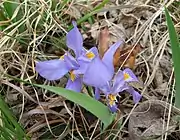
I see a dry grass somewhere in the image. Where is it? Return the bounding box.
[0,0,180,139]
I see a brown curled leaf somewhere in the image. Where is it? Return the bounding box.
[98,27,141,69]
[98,26,109,58]
[113,44,142,69]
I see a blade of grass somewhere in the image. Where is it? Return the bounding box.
[0,126,14,140]
[0,8,9,30]
[59,0,70,10]
[35,84,115,127]
[0,124,13,140]
[3,0,25,32]
[5,74,115,127]
[0,8,8,21]
[93,0,109,11]
[0,94,29,139]
[164,7,180,108]
[3,0,19,21]
[68,0,109,30]
[0,95,22,132]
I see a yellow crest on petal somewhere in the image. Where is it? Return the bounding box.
[109,100,115,106]
[86,52,95,59]
[60,55,65,60]
[70,70,75,81]
[123,72,130,80]
[108,94,116,101]
[108,94,117,106]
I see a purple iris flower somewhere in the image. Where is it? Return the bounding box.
[83,42,142,112]
[35,21,96,92]
[104,68,142,112]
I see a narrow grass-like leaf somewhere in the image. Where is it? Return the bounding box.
[4,74,115,128]
[59,0,70,10]
[3,0,25,32]
[4,74,115,127]
[0,94,29,139]
[93,0,109,11]
[0,9,8,21]
[0,8,9,30]
[68,0,109,30]
[34,84,115,127]
[3,1,19,21]
[0,126,14,140]
[164,7,180,108]
[0,95,22,132]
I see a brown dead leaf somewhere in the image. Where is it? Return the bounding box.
[128,100,178,140]
[98,27,141,69]
[114,44,142,69]
[98,26,110,58]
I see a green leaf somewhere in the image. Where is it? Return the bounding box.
[3,0,25,32]
[34,84,114,127]
[4,73,115,127]
[67,0,109,30]
[93,0,109,11]
[164,7,180,108]
[3,1,19,20]
[0,94,29,139]
[0,8,8,21]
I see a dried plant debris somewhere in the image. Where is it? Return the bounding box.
[128,100,180,140]
[98,27,142,69]
[0,0,179,139]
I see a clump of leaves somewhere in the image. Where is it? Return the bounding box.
[165,7,180,108]
[0,94,29,139]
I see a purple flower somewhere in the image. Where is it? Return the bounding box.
[105,68,142,112]
[35,21,96,92]
[83,42,142,112]
[83,41,123,88]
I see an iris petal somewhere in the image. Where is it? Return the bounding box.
[35,59,69,80]
[75,47,98,75]
[108,104,118,113]
[66,21,83,58]
[66,76,82,92]
[95,88,100,100]
[102,41,123,77]
[78,47,98,62]
[83,56,112,88]
[123,68,139,82]
[89,47,99,56]
[112,70,128,93]
[74,60,89,75]
[126,87,142,103]
[64,54,79,70]
[99,83,112,95]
